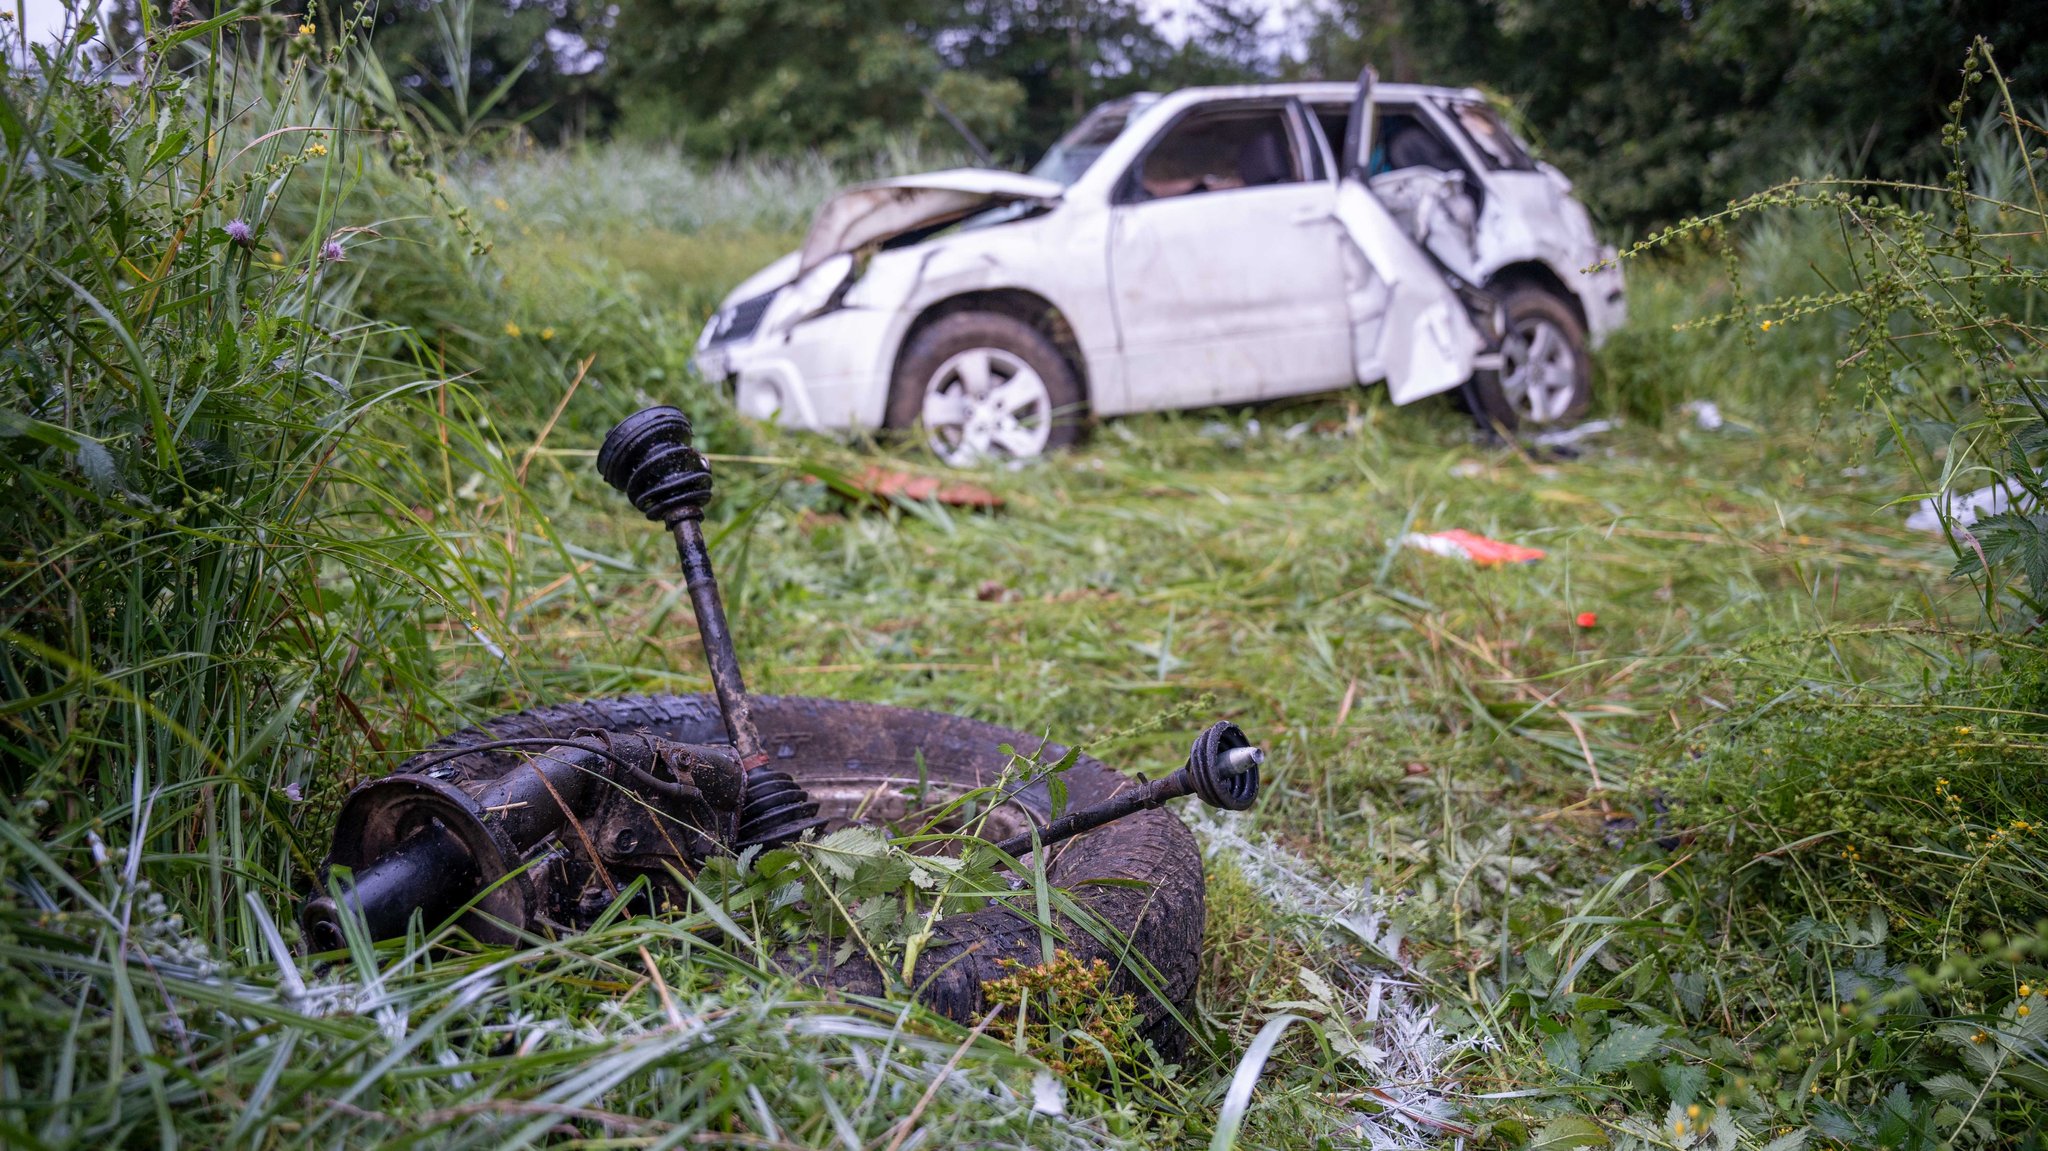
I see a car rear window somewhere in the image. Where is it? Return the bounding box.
[1444,101,1538,171]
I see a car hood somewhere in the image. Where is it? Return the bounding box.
[796,169,1064,276]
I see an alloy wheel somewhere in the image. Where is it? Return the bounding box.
[920,346,1054,466]
[1497,315,1580,424]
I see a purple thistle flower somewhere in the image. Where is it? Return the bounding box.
[320,238,346,263]
[224,218,253,248]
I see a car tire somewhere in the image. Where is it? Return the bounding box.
[390,692,1205,1056]
[1464,285,1590,432]
[887,311,1086,467]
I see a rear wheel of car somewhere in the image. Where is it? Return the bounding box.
[888,311,1085,467]
[1465,286,1590,432]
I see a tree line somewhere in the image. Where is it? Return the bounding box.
[190,0,2048,231]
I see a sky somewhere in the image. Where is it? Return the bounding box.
[13,0,77,46]
[11,0,1303,53]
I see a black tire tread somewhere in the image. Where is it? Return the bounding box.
[885,311,1087,456]
[402,693,1203,1053]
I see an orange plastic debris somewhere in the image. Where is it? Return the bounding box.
[851,466,1003,509]
[1401,528,1546,566]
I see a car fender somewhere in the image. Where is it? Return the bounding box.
[834,212,1126,423]
[1469,172,1625,343]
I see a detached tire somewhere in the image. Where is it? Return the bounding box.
[401,694,1204,1055]
[1464,285,1591,432]
[888,311,1086,467]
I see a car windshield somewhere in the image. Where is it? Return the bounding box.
[1029,95,1157,185]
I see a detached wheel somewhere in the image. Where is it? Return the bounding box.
[1466,286,1590,431]
[400,693,1204,1055]
[888,311,1085,467]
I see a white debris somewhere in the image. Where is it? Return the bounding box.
[1906,478,2033,533]
[1529,418,1614,448]
[1681,399,1724,430]
[1031,1069,1067,1116]
[1189,810,1476,1148]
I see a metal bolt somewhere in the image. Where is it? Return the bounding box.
[1219,745,1264,777]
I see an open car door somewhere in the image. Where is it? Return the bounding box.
[1333,68,1483,404]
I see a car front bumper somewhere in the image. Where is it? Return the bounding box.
[694,308,898,435]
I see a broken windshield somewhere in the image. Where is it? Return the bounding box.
[1029,95,1158,186]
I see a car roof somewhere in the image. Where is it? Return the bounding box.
[1139,81,1488,106]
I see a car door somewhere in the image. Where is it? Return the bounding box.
[1106,100,1355,411]
[1326,72,1483,404]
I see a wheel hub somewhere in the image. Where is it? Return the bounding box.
[923,346,1052,466]
[1499,315,1579,424]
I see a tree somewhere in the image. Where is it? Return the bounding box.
[937,0,1177,159]
[1294,0,2047,232]
[607,0,950,155]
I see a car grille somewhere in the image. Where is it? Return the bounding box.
[708,288,778,346]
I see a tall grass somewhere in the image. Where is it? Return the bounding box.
[4,7,2045,1149]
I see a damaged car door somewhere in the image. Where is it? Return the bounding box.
[1107,100,1355,410]
[1329,71,1484,404]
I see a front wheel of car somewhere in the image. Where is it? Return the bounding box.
[1464,286,1591,432]
[888,312,1085,468]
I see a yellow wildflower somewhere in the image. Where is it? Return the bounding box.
[1956,725,1972,735]
[2021,1005,2032,1017]
[307,142,328,157]
[539,327,555,341]
[2021,983,2033,997]
[298,21,314,35]
[1674,1120,1689,1136]
[1686,1104,1702,1119]
[1759,319,1773,331]
[1972,1030,1989,1043]
[504,322,522,338]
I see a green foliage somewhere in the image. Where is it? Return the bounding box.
[982,950,1144,1082]
[595,0,1269,163]
[367,0,613,143]
[8,5,2048,1149]
[1301,0,2048,231]
[1630,42,2048,625]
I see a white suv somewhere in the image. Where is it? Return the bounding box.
[695,73,1624,466]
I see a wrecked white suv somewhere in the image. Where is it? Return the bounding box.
[694,74,1625,466]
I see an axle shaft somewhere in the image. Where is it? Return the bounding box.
[599,407,824,849]
[994,721,1263,860]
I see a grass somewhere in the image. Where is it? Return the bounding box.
[4,10,2046,1150]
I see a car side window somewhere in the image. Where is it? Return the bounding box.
[1122,107,1304,203]
[1445,101,1538,171]
[1312,106,1350,170]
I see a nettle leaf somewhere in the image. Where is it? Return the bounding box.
[1953,510,2048,594]
[1757,1125,1808,1151]
[1584,1022,1666,1075]
[1297,966,1337,1007]
[1920,1072,1979,1102]
[904,853,963,890]
[1658,1062,1706,1105]
[1807,1104,1862,1141]
[807,827,890,881]
[1543,1029,1583,1077]
[1670,971,1707,1020]
[1527,1113,1608,1150]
